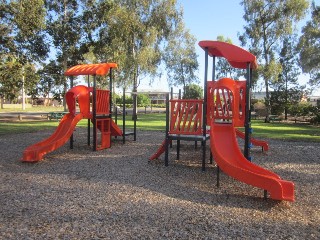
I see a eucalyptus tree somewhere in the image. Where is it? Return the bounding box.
[0,2,13,61]
[95,0,181,89]
[164,21,199,95]
[271,35,302,119]
[94,0,183,116]
[239,0,309,122]
[0,0,48,107]
[37,60,65,105]
[183,84,203,100]
[298,2,320,89]
[45,0,90,108]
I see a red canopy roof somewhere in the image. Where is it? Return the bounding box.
[198,41,258,69]
[64,63,118,76]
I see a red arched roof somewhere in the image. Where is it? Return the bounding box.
[198,41,258,69]
[64,63,118,76]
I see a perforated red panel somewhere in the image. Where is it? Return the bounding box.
[169,99,203,135]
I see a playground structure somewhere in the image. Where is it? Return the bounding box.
[149,96,210,171]
[202,41,294,201]
[22,63,135,162]
[150,40,294,201]
[21,42,294,201]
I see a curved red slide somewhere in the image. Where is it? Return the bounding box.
[22,113,83,162]
[235,128,269,151]
[210,123,294,201]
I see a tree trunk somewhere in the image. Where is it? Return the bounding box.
[0,96,4,109]
[262,26,271,123]
[62,0,68,112]
[21,73,26,110]
[285,72,288,120]
[132,71,138,121]
[264,82,271,123]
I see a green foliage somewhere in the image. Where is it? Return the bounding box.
[309,105,320,124]
[37,60,64,99]
[239,0,309,120]
[298,3,320,87]
[183,84,203,99]
[288,102,313,117]
[45,0,90,109]
[150,104,165,108]
[113,93,122,105]
[0,57,22,101]
[0,57,39,101]
[270,35,304,117]
[0,0,198,107]
[288,103,320,124]
[253,101,267,117]
[270,89,302,115]
[137,94,151,107]
[94,0,182,91]
[0,0,48,106]
[5,0,48,63]
[164,21,199,89]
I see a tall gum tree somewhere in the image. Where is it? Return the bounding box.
[164,20,199,96]
[272,35,302,119]
[0,0,48,108]
[45,0,88,109]
[298,2,320,89]
[239,0,309,122]
[95,0,183,116]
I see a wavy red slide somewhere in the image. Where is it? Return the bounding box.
[22,113,83,162]
[210,123,294,201]
[235,128,269,151]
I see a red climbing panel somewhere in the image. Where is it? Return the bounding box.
[96,89,110,115]
[169,99,203,135]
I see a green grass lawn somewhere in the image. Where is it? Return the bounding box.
[0,113,319,142]
[0,106,65,112]
[239,120,320,142]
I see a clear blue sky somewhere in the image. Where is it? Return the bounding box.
[140,0,320,95]
[178,0,246,91]
[179,0,244,45]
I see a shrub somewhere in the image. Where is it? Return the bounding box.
[253,101,267,117]
[288,102,313,117]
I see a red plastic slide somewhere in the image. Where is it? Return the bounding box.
[111,119,123,136]
[235,128,269,151]
[22,113,83,162]
[149,139,173,160]
[210,123,294,201]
